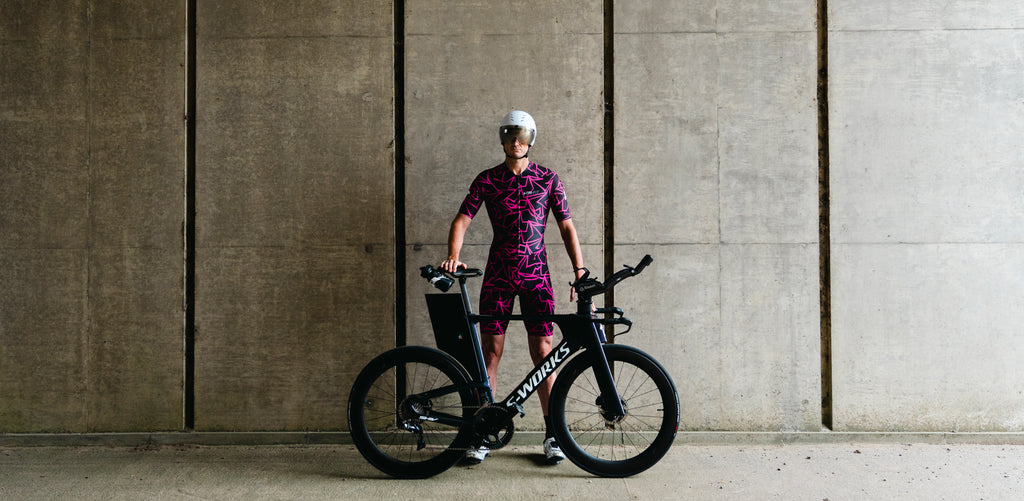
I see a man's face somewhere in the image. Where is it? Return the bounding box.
[503,136,530,159]
[500,125,533,159]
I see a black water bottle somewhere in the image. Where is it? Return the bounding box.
[420,265,454,292]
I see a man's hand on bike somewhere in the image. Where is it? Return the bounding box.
[570,268,587,302]
[440,258,465,273]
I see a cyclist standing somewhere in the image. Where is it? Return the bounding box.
[441,110,586,465]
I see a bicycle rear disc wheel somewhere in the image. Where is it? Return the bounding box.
[549,345,679,478]
[347,346,478,478]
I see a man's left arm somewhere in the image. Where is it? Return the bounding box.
[557,218,586,301]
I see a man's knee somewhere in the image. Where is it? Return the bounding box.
[528,336,552,362]
[482,333,504,360]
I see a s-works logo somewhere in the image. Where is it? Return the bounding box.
[508,343,572,405]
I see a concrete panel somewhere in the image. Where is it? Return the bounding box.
[832,244,1024,431]
[830,30,1024,244]
[90,38,184,248]
[0,120,89,249]
[1,13,89,249]
[613,3,821,431]
[87,247,183,430]
[196,246,394,431]
[613,244,722,431]
[718,32,818,244]
[718,244,820,430]
[84,2,185,432]
[2,1,184,433]
[829,8,1024,432]
[615,0,813,35]
[404,1,604,248]
[89,0,184,39]
[406,1,601,35]
[200,1,390,38]
[614,0,716,33]
[830,0,1024,30]
[717,0,816,32]
[615,33,720,244]
[196,3,395,431]
[404,1,605,435]
[0,249,88,432]
[0,0,87,40]
[197,35,394,248]
[0,3,89,121]
[617,244,818,431]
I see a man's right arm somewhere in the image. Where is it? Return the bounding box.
[442,213,472,272]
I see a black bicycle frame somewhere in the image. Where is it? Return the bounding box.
[408,257,650,437]
[456,277,627,420]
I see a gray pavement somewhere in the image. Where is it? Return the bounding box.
[2,437,1023,500]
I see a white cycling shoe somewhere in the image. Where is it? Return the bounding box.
[464,445,490,464]
[543,437,565,463]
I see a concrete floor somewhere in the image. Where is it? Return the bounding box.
[2,436,1023,500]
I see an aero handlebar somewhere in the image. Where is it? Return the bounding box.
[571,254,653,300]
[420,254,652,300]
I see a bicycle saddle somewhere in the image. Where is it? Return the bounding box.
[450,268,483,278]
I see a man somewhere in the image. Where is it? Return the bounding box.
[441,110,586,465]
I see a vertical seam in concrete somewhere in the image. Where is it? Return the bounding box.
[184,0,197,431]
[817,0,833,431]
[603,0,615,338]
[84,0,94,428]
[394,0,407,348]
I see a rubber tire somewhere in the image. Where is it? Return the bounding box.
[549,345,679,477]
[347,346,477,479]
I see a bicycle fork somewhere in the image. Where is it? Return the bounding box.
[499,316,627,421]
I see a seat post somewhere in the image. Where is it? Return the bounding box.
[457,276,493,403]
[458,277,475,315]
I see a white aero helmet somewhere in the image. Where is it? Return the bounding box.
[499,110,537,146]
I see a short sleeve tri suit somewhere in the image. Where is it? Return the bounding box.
[458,162,571,337]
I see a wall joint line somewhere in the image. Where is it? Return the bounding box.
[817,0,833,431]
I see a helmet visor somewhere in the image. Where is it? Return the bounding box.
[500,125,535,145]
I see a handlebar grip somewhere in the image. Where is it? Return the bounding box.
[634,255,653,274]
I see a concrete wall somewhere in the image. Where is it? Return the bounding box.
[614,1,821,431]
[2,1,1022,434]
[1,1,185,431]
[402,0,605,431]
[829,1,1024,431]
[194,2,395,430]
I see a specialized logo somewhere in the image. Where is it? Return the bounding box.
[508,343,572,406]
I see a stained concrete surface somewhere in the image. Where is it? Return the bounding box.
[4,0,1024,438]
[2,439,1023,500]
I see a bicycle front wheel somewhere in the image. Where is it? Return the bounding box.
[347,346,478,478]
[549,344,679,477]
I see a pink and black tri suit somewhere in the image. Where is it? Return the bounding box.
[458,162,572,337]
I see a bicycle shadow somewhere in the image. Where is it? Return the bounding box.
[325,445,595,480]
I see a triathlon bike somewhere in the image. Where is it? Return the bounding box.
[347,255,679,478]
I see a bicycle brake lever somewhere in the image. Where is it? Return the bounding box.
[618,318,633,335]
[569,267,591,286]
[573,278,603,297]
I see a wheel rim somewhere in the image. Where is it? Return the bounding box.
[557,350,676,468]
[359,360,469,464]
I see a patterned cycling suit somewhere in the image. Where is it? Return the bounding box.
[458,162,572,337]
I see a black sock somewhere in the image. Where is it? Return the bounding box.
[544,415,553,439]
